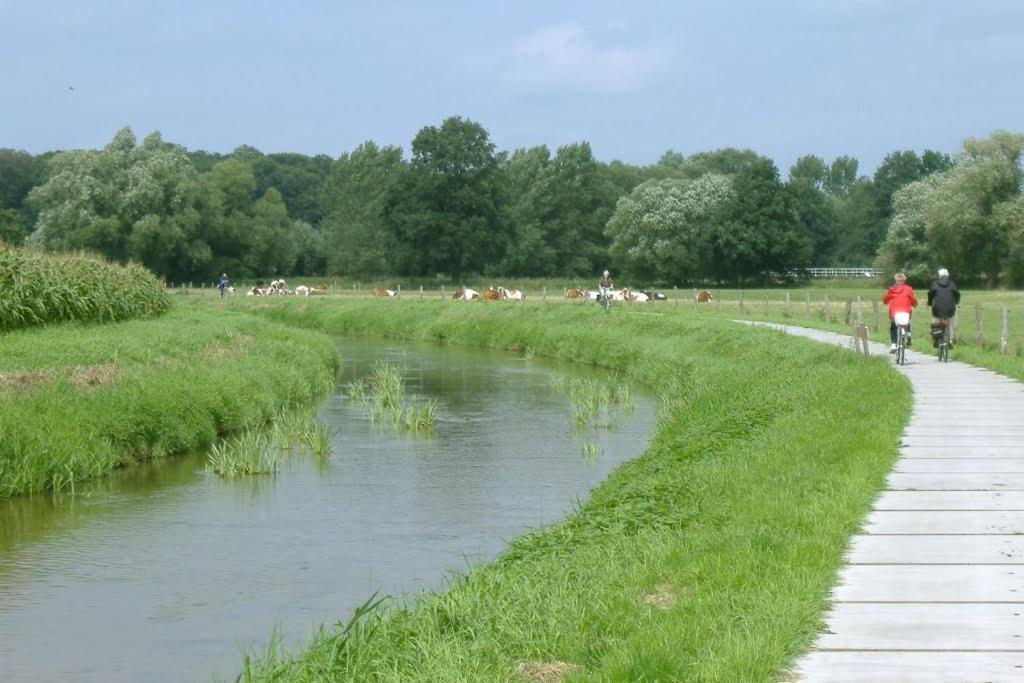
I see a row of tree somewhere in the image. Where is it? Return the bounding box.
[2,119,1014,285]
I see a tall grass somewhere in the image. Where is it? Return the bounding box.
[347,361,437,432]
[236,299,910,682]
[207,430,281,477]
[0,245,170,330]
[0,301,337,497]
[551,375,636,427]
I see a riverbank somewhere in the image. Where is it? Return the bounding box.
[236,299,910,682]
[0,301,337,496]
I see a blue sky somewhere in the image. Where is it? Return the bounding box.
[2,0,1022,174]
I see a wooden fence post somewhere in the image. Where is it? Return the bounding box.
[763,294,769,316]
[856,296,864,325]
[419,285,423,300]
[715,296,721,313]
[739,290,745,314]
[805,292,811,316]
[542,286,547,303]
[396,284,401,298]
[784,291,791,316]
[1001,304,1008,354]
[976,303,984,346]
[872,300,880,332]
[859,324,871,356]
[824,295,832,323]
[843,299,852,326]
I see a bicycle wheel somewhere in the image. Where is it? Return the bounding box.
[896,328,907,365]
[939,325,950,362]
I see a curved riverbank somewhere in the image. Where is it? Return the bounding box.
[237,299,911,682]
[0,302,337,496]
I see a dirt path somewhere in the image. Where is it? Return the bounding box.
[752,324,1024,682]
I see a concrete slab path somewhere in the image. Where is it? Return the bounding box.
[749,324,1024,682]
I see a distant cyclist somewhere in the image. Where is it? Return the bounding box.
[883,272,918,353]
[598,269,614,305]
[217,272,230,298]
[928,267,961,347]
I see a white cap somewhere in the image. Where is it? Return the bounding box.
[938,268,949,278]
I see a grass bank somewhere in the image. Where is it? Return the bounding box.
[234,299,909,682]
[666,286,1024,381]
[0,300,337,496]
[0,245,170,330]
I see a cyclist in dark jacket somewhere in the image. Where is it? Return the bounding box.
[928,268,960,318]
[928,268,960,347]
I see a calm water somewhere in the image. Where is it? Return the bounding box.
[0,339,655,682]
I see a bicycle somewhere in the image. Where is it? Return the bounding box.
[598,286,613,312]
[932,318,952,362]
[893,311,911,366]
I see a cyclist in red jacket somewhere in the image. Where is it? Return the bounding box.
[882,272,918,353]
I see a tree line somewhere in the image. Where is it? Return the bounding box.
[1,118,1017,286]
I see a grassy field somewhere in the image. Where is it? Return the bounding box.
[0,246,170,330]
[226,298,910,682]
[0,300,337,496]
[197,278,1024,379]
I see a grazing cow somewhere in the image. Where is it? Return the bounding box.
[309,283,330,295]
[295,285,310,296]
[565,288,587,300]
[696,290,713,303]
[632,291,650,303]
[483,288,502,300]
[643,290,667,301]
[373,288,396,297]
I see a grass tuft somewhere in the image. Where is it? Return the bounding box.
[207,430,281,477]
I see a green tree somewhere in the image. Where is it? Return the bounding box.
[0,205,24,244]
[705,158,812,283]
[682,148,762,178]
[320,141,406,276]
[606,174,733,283]
[875,131,1023,287]
[28,127,207,278]
[546,142,618,276]
[385,117,503,280]
[826,156,859,197]
[789,155,829,191]
[195,160,297,279]
[497,145,557,276]
[252,153,333,225]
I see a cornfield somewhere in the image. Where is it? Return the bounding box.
[0,246,170,330]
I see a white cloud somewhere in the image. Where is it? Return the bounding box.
[504,23,668,95]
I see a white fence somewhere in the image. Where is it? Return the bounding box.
[801,267,882,279]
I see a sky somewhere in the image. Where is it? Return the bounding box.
[2,0,1022,175]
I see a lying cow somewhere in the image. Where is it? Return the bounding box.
[483,288,502,300]
[696,290,713,303]
[373,288,397,297]
[498,286,524,301]
[452,288,480,300]
[565,288,587,300]
[295,285,310,296]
